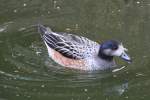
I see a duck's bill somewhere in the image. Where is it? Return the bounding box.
[120,52,132,63]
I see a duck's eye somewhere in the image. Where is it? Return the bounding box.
[112,45,118,50]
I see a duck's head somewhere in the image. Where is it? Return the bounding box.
[98,40,131,63]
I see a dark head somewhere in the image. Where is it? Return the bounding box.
[98,40,131,62]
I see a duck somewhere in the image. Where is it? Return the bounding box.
[38,25,131,71]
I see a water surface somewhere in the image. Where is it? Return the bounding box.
[0,0,150,100]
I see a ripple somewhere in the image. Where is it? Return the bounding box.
[0,21,14,33]
[0,1,150,99]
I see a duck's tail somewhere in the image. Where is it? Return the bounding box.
[38,24,53,36]
[38,24,63,49]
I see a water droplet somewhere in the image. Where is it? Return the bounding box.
[41,84,45,88]
[13,9,17,13]
[27,95,31,98]
[23,3,27,7]
[36,51,41,55]
[34,11,38,13]
[18,27,26,31]
[136,73,144,76]
[53,0,57,8]
[65,28,71,31]
[84,88,88,92]
[56,6,60,10]
[75,24,79,29]
[0,26,6,32]
[113,74,117,77]
[47,11,50,14]
[16,94,20,97]
[3,85,8,88]
[87,97,90,100]
[14,70,19,73]
[125,96,129,98]
[33,70,37,73]
[143,55,147,58]
[54,0,57,4]
[136,1,140,4]
[32,88,37,92]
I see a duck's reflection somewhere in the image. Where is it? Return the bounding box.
[103,81,128,96]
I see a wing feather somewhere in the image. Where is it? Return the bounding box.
[40,26,99,59]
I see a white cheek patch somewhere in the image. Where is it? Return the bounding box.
[103,49,112,55]
[112,45,126,56]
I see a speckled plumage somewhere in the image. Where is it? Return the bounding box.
[39,25,131,70]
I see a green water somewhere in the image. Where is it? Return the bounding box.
[0,0,150,100]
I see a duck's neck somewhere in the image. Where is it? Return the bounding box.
[98,50,113,62]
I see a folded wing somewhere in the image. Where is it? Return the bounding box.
[39,25,99,59]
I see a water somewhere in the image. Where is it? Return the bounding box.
[0,0,150,100]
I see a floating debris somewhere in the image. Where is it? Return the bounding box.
[112,66,126,72]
